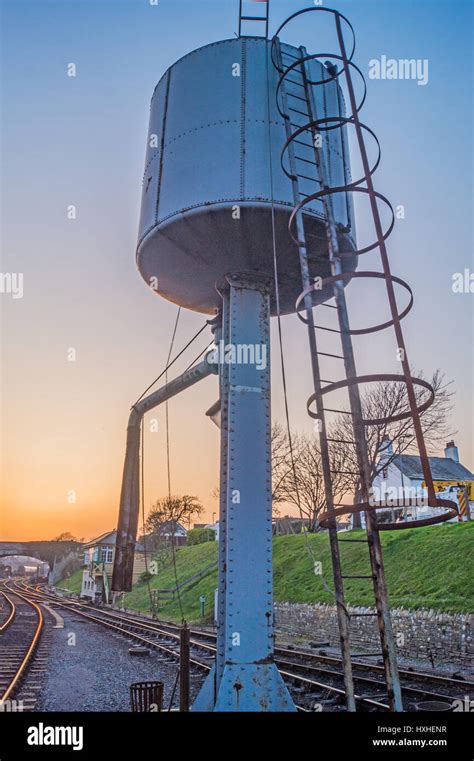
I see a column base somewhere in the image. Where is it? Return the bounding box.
[190,666,217,712]
[213,663,296,712]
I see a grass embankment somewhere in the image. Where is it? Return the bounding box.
[58,523,473,622]
[56,570,82,594]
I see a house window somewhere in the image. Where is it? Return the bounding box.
[101,547,114,563]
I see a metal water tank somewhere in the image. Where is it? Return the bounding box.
[137,37,356,315]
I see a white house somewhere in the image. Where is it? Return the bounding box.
[367,439,474,526]
[158,521,188,547]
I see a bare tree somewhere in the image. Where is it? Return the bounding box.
[145,495,203,548]
[271,422,296,513]
[51,532,77,542]
[329,369,454,524]
[271,425,349,530]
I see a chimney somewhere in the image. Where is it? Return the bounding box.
[444,440,459,463]
[379,435,393,459]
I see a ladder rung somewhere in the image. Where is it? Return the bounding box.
[241,16,267,22]
[321,302,338,309]
[314,324,340,334]
[326,438,356,444]
[295,155,318,166]
[285,79,304,89]
[287,93,308,104]
[350,613,379,618]
[281,51,301,61]
[323,408,354,415]
[316,351,344,359]
[285,78,305,87]
[296,173,319,183]
[351,652,384,658]
[290,122,311,129]
[288,106,310,117]
[293,138,313,148]
[338,539,368,543]
[341,575,375,580]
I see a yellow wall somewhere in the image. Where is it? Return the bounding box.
[422,480,474,500]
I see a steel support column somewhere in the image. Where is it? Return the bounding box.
[207,275,295,712]
[192,299,230,711]
[215,292,230,692]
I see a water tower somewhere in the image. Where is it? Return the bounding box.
[113,2,456,713]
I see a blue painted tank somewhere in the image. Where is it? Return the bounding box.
[137,36,356,315]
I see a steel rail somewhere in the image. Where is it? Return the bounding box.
[0,586,44,704]
[18,583,470,708]
[20,582,472,692]
[14,584,387,710]
[0,591,16,633]
[21,582,472,692]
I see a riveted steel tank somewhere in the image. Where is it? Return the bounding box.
[137,36,356,315]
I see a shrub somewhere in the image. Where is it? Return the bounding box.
[187,528,215,546]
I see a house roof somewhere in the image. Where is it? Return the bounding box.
[392,455,474,482]
[159,521,187,534]
[83,530,144,552]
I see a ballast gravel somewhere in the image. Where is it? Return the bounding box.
[36,608,205,712]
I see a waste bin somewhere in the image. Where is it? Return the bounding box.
[130,681,164,712]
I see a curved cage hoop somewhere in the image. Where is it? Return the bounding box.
[307,374,435,425]
[318,498,458,531]
[296,271,414,335]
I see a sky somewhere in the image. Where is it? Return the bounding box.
[1,0,472,541]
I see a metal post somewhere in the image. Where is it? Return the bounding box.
[179,624,190,712]
[215,294,230,692]
[212,274,295,712]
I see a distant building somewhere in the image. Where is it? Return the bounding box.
[369,439,474,525]
[0,563,12,579]
[80,530,146,602]
[158,521,188,547]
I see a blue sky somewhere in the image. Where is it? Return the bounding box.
[1,0,472,538]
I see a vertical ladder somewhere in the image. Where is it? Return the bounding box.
[274,39,403,712]
[238,0,269,38]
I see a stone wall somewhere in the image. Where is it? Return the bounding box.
[275,602,473,673]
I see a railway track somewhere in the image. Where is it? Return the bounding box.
[0,585,48,711]
[16,580,473,712]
